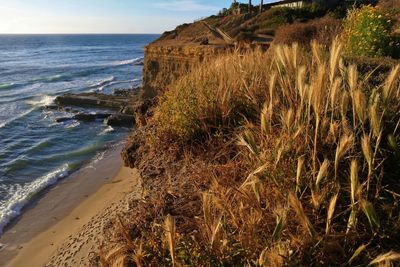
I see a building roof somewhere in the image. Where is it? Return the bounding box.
[267,0,310,6]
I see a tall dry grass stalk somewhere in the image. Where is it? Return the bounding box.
[335,134,354,179]
[369,251,400,266]
[329,38,343,84]
[296,156,305,196]
[288,192,316,238]
[326,192,338,235]
[316,159,330,189]
[202,193,223,249]
[164,215,176,267]
[383,65,400,103]
[350,160,360,206]
[361,134,373,192]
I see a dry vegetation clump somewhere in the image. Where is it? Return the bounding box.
[377,0,400,11]
[207,5,330,43]
[107,40,400,266]
[273,15,342,48]
[345,55,400,86]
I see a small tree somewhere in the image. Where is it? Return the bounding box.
[260,0,264,13]
[249,0,252,13]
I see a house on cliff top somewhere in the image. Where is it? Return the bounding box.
[267,0,340,9]
[229,0,343,14]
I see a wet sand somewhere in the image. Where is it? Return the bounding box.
[0,144,142,267]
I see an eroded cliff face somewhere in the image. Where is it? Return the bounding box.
[139,10,278,97]
[142,45,230,98]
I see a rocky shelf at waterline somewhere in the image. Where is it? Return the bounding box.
[45,89,137,128]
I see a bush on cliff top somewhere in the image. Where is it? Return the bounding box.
[342,5,400,58]
[154,51,265,144]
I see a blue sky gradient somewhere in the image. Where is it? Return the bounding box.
[0,0,273,34]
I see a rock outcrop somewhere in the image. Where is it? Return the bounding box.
[105,114,135,128]
[55,92,133,113]
[47,90,137,128]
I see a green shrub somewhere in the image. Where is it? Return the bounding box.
[342,5,400,57]
[154,53,265,144]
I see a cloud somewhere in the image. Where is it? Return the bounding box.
[153,0,219,12]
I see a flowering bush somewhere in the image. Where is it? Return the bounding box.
[342,6,400,57]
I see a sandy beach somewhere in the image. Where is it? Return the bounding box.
[0,144,142,267]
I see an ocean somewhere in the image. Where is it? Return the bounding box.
[0,34,158,234]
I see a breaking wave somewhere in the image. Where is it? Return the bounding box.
[0,164,70,235]
[110,57,143,66]
[26,95,56,107]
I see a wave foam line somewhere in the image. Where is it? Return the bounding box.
[64,121,80,129]
[110,57,143,67]
[26,95,56,107]
[97,79,140,91]
[99,126,114,135]
[89,76,115,88]
[0,164,70,235]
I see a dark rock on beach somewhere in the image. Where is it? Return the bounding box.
[55,117,74,123]
[55,93,129,110]
[49,89,138,127]
[45,105,60,111]
[73,113,98,122]
[105,114,134,128]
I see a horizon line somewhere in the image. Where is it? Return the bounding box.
[0,33,162,35]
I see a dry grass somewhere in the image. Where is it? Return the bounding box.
[273,15,343,48]
[107,39,400,266]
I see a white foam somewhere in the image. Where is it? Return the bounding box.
[26,95,56,107]
[111,57,143,67]
[89,76,115,88]
[99,126,114,135]
[64,121,80,129]
[47,74,63,81]
[88,150,107,167]
[0,164,69,235]
[97,79,140,91]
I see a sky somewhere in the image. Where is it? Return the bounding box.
[0,0,271,34]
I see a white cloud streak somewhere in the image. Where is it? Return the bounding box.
[153,0,219,12]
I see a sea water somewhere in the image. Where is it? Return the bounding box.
[0,34,158,234]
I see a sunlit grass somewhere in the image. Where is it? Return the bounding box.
[105,38,400,266]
